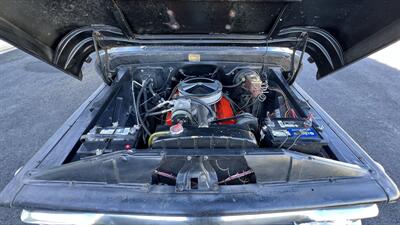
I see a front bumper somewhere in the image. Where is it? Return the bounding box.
[21,204,378,225]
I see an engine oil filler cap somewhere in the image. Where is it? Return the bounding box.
[170,123,184,135]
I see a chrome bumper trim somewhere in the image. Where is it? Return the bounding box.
[21,204,378,225]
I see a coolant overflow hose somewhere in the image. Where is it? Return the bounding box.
[148,131,170,147]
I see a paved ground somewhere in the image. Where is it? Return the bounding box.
[0,42,399,224]
[297,46,400,225]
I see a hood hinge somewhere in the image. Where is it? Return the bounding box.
[92,31,116,85]
[287,31,309,84]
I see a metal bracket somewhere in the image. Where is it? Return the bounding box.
[287,32,309,84]
[92,31,115,85]
[176,156,219,192]
[261,3,290,76]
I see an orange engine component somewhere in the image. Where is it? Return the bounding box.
[215,96,236,124]
[166,96,235,125]
[166,111,173,126]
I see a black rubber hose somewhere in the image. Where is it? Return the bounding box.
[210,114,255,123]
[143,87,149,111]
[137,80,151,136]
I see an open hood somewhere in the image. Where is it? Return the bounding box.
[0,0,399,81]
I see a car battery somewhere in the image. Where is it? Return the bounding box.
[261,118,326,154]
[77,126,139,157]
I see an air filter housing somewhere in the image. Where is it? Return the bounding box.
[177,78,222,105]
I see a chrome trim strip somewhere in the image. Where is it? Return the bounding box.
[21,204,378,225]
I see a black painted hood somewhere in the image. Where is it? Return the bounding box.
[0,0,399,81]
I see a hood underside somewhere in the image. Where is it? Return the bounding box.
[0,0,399,81]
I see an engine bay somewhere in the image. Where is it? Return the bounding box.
[2,1,399,219]
[69,63,332,187]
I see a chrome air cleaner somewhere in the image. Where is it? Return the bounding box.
[177,77,222,105]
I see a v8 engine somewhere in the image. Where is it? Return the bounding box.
[150,76,258,149]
